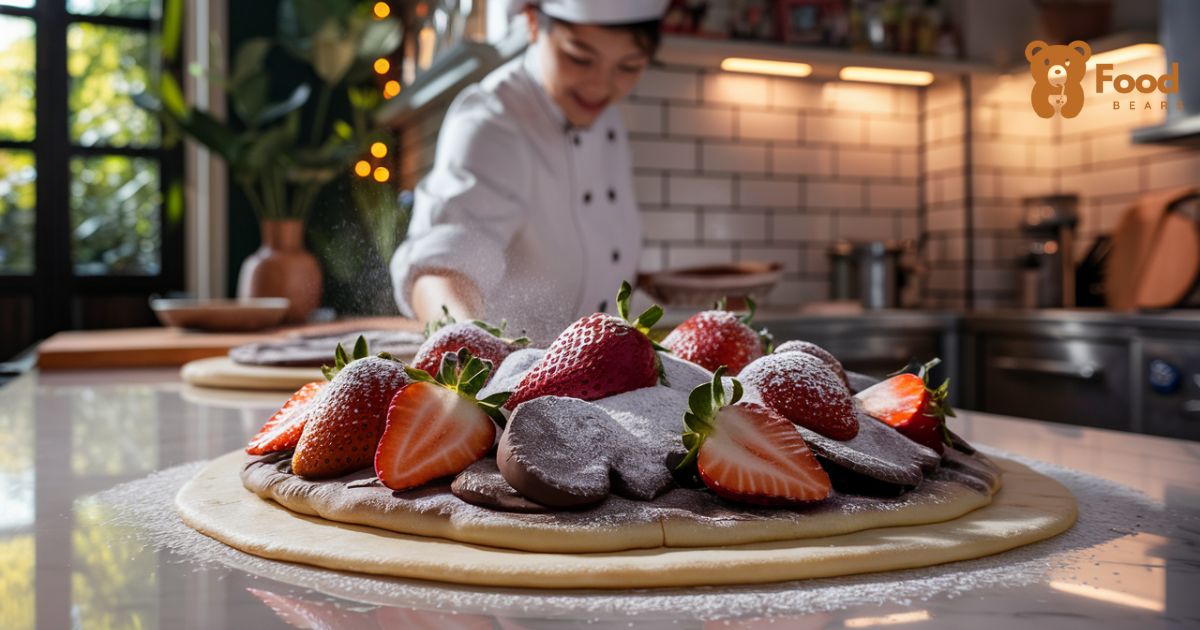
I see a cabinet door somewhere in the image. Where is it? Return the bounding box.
[979,336,1131,431]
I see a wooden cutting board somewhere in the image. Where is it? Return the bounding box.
[37,316,420,371]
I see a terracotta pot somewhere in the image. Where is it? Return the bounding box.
[237,219,322,324]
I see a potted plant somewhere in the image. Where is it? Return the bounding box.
[137,0,402,323]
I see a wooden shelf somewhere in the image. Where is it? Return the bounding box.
[656,35,998,79]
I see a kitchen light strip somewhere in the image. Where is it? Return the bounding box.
[839,66,934,86]
[720,57,814,78]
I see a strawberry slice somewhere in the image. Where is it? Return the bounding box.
[856,358,956,454]
[245,381,324,455]
[375,348,509,491]
[677,367,831,505]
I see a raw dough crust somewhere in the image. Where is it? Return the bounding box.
[176,451,1076,589]
[181,356,322,391]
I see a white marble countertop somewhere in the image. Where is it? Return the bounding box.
[2,367,1198,629]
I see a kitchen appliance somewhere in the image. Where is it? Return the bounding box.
[1142,336,1200,441]
[1019,195,1078,308]
[828,241,907,309]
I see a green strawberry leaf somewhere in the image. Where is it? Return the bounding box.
[352,335,368,361]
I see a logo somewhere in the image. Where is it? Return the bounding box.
[1025,40,1091,119]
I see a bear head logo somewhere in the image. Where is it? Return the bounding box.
[1025,40,1092,119]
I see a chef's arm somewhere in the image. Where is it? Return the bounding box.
[411,270,485,324]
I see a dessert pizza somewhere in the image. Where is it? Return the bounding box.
[177,283,1076,588]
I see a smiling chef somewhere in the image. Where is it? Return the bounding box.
[390,0,668,343]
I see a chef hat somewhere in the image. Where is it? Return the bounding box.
[509,0,669,24]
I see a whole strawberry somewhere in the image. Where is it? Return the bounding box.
[505,282,664,409]
[738,351,859,440]
[292,338,412,479]
[662,297,772,375]
[856,358,955,454]
[773,339,849,388]
[412,307,530,378]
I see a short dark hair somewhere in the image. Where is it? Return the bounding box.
[538,10,662,57]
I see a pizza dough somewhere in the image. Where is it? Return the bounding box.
[176,450,1076,588]
[181,356,322,391]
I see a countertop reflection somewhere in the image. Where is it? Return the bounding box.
[2,368,1198,629]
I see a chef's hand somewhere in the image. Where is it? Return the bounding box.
[411,270,484,325]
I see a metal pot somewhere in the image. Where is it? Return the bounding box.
[828,241,906,309]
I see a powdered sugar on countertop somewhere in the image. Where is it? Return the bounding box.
[94,448,1200,622]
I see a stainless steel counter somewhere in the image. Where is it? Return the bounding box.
[2,367,1199,628]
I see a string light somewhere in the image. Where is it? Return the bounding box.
[370,142,388,158]
[383,80,401,99]
[373,166,390,183]
[372,2,390,19]
[354,160,371,178]
[414,2,428,18]
[374,58,391,74]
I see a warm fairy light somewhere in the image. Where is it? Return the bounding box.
[354,160,371,177]
[373,166,390,183]
[720,57,813,78]
[373,58,391,74]
[1086,43,1162,70]
[839,66,935,86]
[370,142,388,158]
[414,2,428,18]
[383,80,401,99]
[372,2,390,18]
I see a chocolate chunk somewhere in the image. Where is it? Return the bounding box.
[799,406,940,487]
[845,371,881,395]
[476,348,546,401]
[819,457,909,497]
[947,428,977,455]
[497,396,674,507]
[658,352,713,394]
[451,459,551,513]
[229,330,424,367]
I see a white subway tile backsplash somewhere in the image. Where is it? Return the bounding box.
[866,118,918,147]
[668,174,733,206]
[806,181,863,209]
[1147,154,1200,191]
[703,73,769,106]
[868,183,919,210]
[769,279,827,304]
[820,82,897,114]
[774,212,833,242]
[805,113,864,144]
[772,146,833,176]
[667,245,736,268]
[703,211,767,241]
[630,138,697,171]
[619,101,663,134]
[639,245,666,272]
[738,109,800,141]
[702,143,768,173]
[666,104,735,138]
[738,245,802,273]
[837,148,895,178]
[633,174,663,205]
[836,214,896,241]
[769,77,822,109]
[641,209,698,241]
[740,178,802,208]
[634,68,698,100]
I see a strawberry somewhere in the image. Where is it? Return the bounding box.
[375,349,509,491]
[412,306,530,377]
[677,367,831,505]
[738,351,859,440]
[856,358,955,454]
[662,296,773,375]
[505,282,664,408]
[291,338,412,479]
[245,380,325,455]
[773,339,849,388]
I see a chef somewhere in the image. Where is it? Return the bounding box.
[390,0,667,343]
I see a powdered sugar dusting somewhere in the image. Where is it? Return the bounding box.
[740,351,858,440]
[94,448,1194,622]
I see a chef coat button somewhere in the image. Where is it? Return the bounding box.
[583,191,592,204]
[573,135,580,146]
[607,188,616,202]
[607,129,616,142]
[598,300,607,312]
[612,249,620,263]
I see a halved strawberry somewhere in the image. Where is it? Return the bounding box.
[375,349,509,491]
[855,358,955,454]
[245,381,324,455]
[677,367,831,505]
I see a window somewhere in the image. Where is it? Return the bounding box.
[0,0,183,354]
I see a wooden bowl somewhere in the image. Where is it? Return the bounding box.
[638,262,784,308]
[151,298,291,332]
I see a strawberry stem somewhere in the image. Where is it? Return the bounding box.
[403,348,510,426]
[678,366,743,470]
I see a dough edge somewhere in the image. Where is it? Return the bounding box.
[175,451,1076,589]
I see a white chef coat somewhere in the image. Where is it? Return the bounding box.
[391,48,642,344]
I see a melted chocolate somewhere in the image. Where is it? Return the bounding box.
[451,459,551,513]
[798,406,941,487]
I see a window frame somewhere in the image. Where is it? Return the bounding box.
[0,0,185,339]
